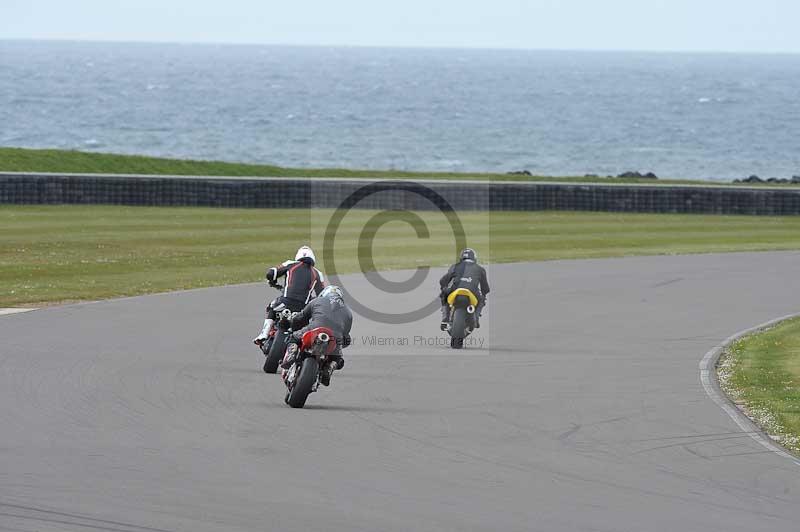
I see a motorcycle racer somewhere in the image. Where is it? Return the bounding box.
[439,248,490,330]
[282,285,353,386]
[253,245,326,346]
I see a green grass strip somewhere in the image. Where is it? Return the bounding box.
[0,147,745,185]
[719,318,800,453]
[5,206,800,307]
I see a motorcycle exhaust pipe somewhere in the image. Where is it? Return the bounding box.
[318,332,330,343]
[467,305,475,314]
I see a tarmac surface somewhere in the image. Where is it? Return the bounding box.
[2,252,800,531]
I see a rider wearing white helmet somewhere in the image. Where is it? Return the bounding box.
[253,245,326,345]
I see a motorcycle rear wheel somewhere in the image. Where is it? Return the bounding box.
[450,307,467,349]
[287,357,319,408]
[263,329,287,374]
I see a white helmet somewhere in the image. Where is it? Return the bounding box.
[295,245,316,264]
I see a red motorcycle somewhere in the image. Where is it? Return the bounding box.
[281,327,338,408]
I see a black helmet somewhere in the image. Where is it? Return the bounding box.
[460,248,476,262]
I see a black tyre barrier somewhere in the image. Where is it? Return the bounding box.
[2,173,800,215]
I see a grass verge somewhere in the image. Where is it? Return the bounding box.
[4,205,800,307]
[0,147,732,185]
[718,319,800,454]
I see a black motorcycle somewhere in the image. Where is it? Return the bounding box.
[259,283,294,373]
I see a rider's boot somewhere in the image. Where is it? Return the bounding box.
[320,361,335,386]
[440,305,450,331]
[475,303,484,329]
[253,318,274,345]
[320,357,344,386]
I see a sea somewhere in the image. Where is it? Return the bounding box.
[2,40,799,180]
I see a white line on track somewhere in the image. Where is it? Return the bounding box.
[0,308,37,316]
[699,314,800,466]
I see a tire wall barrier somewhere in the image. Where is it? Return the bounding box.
[2,174,800,215]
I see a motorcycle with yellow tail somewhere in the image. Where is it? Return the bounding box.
[445,287,478,349]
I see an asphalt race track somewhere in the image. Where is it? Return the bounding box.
[2,252,800,532]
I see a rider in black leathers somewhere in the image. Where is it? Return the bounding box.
[439,248,490,330]
[253,245,326,345]
[282,285,353,386]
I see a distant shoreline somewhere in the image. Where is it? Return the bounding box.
[3,147,800,187]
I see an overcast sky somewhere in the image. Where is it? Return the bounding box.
[1,0,798,53]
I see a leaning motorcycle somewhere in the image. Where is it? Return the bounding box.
[260,282,293,374]
[281,327,338,408]
[445,288,478,349]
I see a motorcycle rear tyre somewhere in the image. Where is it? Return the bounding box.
[450,307,467,349]
[287,357,319,408]
[263,330,287,374]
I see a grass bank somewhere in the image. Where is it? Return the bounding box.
[0,147,721,184]
[718,319,800,454]
[4,205,800,307]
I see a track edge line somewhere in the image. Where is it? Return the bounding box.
[699,313,800,466]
